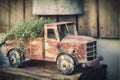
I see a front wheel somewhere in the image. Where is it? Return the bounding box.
[56,54,76,75]
[8,49,22,67]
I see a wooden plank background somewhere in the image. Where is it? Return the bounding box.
[58,15,77,23]
[78,0,98,37]
[0,0,119,38]
[0,0,9,33]
[99,0,120,38]
[25,0,32,19]
[9,0,24,28]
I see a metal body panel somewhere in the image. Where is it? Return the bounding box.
[60,35,96,62]
[25,38,43,60]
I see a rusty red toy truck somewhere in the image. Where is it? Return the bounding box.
[5,22,103,75]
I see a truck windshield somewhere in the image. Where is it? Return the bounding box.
[57,23,77,40]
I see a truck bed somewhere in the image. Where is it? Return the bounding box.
[5,38,44,60]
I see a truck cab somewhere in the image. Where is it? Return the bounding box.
[44,22,78,61]
[6,22,103,75]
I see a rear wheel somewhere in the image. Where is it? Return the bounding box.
[8,49,22,67]
[56,54,76,75]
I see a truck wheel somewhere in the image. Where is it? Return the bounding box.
[56,54,76,75]
[8,49,21,67]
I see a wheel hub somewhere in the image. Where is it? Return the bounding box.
[62,64,67,68]
[11,59,14,62]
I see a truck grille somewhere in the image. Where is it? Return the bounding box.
[86,41,96,61]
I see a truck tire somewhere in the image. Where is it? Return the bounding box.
[8,49,22,67]
[56,54,76,75]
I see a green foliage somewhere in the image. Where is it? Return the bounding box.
[6,17,52,42]
[0,38,7,47]
[4,17,52,57]
[17,43,26,58]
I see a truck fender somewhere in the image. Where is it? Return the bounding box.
[7,48,16,57]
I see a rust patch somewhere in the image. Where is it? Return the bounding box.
[60,42,86,60]
[5,40,17,55]
[25,38,43,60]
[45,39,59,62]
[60,35,96,61]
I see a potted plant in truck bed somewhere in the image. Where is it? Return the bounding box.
[1,17,52,67]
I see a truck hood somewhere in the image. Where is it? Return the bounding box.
[59,35,96,60]
[61,35,96,44]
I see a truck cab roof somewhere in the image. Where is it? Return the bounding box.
[45,22,74,27]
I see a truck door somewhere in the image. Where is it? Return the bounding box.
[45,28,59,62]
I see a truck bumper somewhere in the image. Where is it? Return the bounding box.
[83,56,103,67]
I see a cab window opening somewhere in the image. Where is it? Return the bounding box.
[47,29,55,38]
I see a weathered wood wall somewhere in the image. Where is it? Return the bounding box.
[78,0,98,37]
[0,0,119,38]
[0,0,9,32]
[25,0,32,19]
[10,0,24,28]
[99,0,120,38]
[0,0,33,32]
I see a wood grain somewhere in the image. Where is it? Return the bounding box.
[99,0,120,38]
[25,0,33,19]
[0,0,9,32]
[9,0,24,28]
[78,0,97,37]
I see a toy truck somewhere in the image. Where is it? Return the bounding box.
[5,22,103,75]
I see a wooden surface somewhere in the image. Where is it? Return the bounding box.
[0,68,80,80]
[0,60,81,80]
[0,60,107,80]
